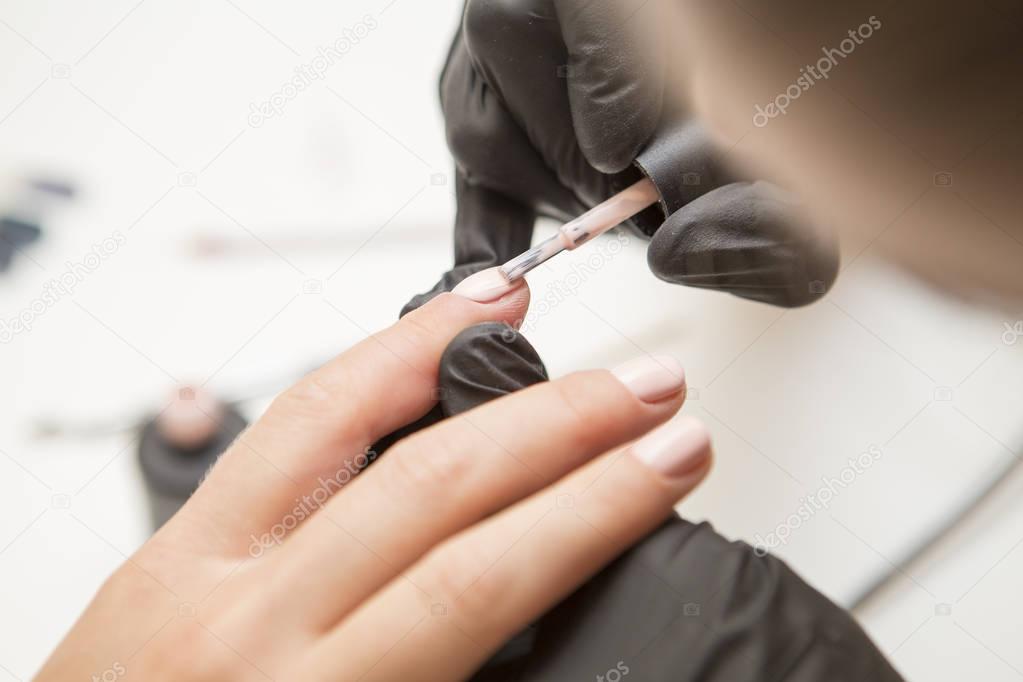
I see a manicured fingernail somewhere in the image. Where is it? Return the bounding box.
[611,355,686,403]
[452,267,521,303]
[632,417,710,479]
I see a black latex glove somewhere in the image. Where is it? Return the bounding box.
[373,323,900,682]
[404,0,839,314]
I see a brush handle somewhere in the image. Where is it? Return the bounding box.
[561,178,659,248]
[500,178,659,282]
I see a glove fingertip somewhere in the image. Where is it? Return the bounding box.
[572,93,661,174]
[439,322,548,416]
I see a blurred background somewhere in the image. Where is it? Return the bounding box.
[2,1,1022,680]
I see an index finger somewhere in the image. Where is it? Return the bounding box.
[163,286,531,560]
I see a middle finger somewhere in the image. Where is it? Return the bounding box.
[257,356,687,630]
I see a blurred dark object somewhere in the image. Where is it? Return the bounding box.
[0,174,76,273]
[0,217,42,271]
[138,386,247,529]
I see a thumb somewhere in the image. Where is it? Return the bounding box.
[370,323,548,456]
[438,322,549,416]
[647,181,840,308]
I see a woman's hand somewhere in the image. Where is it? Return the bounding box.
[36,279,710,682]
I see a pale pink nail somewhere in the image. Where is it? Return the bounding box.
[611,355,686,403]
[452,267,521,303]
[632,417,711,479]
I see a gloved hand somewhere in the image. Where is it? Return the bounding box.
[376,323,902,682]
[403,0,840,314]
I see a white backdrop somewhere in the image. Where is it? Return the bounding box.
[2,1,1023,680]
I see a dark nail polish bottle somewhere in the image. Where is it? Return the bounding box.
[137,387,247,529]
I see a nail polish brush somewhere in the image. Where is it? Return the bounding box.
[499,178,660,282]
